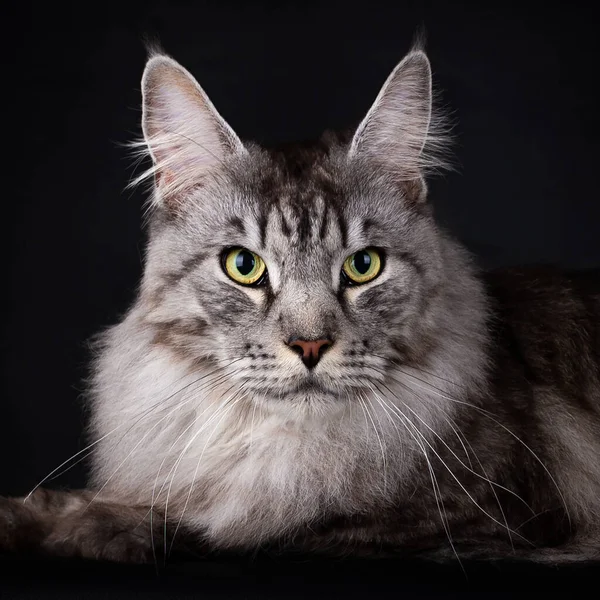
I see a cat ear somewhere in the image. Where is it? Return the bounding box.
[349,50,448,181]
[140,54,245,207]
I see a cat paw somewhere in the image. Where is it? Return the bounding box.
[0,496,19,551]
[0,495,44,553]
[43,504,156,564]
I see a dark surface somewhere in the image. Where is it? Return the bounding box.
[1,553,600,599]
[2,0,599,597]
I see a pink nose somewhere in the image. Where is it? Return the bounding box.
[287,337,333,369]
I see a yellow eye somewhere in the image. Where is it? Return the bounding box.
[342,249,382,284]
[224,248,267,286]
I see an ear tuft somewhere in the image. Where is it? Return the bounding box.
[141,34,166,61]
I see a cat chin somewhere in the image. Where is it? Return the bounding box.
[249,388,349,420]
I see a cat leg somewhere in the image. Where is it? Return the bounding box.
[413,536,600,564]
[0,488,189,563]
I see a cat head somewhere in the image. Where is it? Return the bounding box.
[132,48,467,419]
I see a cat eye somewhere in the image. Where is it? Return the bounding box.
[223,248,267,286]
[342,249,382,285]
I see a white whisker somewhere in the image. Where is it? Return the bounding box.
[24,364,238,504]
[396,368,572,529]
[381,379,529,547]
[368,386,462,570]
[160,380,245,558]
[168,386,248,556]
[358,392,388,494]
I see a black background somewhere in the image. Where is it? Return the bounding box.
[2,0,599,597]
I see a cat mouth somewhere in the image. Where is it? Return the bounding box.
[286,378,340,398]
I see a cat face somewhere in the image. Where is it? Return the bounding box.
[136,51,452,416]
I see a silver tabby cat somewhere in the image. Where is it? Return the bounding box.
[1,46,599,564]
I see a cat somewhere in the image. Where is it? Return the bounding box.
[1,43,599,566]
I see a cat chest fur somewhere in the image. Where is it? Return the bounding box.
[90,348,414,548]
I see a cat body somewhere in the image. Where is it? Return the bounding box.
[1,47,599,564]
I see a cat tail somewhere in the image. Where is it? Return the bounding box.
[0,488,194,563]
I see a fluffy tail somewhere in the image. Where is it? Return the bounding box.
[0,488,194,563]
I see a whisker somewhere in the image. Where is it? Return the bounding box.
[359,391,388,494]
[370,382,526,546]
[515,508,555,531]
[366,385,405,460]
[82,362,244,512]
[367,386,462,571]
[365,361,541,517]
[249,396,258,452]
[443,416,473,470]
[455,424,516,551]
[23,362,241,502]
[377,379,530,547]
[147,370,238,564]
[369,354,470,392]
[377,370,536,515]
[356,395,372,446]
[161,379,245,559]
[150,369,241,503]
[43,364,239,488]
[168,386,248,557]
[394,367,572,529]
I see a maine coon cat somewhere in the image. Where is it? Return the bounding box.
[1,45,599,565]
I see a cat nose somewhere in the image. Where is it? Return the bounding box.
[286,337,334,370]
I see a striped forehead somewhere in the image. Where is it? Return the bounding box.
[259,192,348,251]
[217,141,400,265]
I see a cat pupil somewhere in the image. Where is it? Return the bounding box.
[354,251,371,274]
[235,251,255,275]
